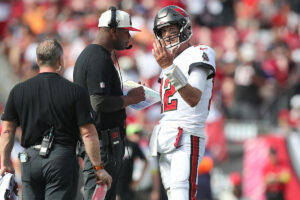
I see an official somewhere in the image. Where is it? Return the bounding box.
[0,39,112,200]
[73,7,145,200]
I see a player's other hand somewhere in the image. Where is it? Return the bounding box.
[127,86,145,104]
[95,169,112,189]
[152,39,177,69]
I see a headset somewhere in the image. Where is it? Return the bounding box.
[108,6,132,49]
[108,6,118,28]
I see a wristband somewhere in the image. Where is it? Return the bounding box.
[163,64,188,91]
[93,164,104,171]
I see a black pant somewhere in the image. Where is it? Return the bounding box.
[117,179,134,200]
[82,137,125,200]
[21,144,79,200]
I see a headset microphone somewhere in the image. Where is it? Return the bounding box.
[125,45,132,49]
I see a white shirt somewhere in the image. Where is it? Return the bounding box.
[159,45,216,138]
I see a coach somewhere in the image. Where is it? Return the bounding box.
[0,39,112,200]
[73,7,145,200]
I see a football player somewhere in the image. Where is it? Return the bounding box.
[150,5,216,200]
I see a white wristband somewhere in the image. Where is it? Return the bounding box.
[163,64,187,91]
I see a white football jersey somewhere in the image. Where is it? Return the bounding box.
[159,45,216,138]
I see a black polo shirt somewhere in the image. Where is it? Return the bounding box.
[1,73,93,148]
[73,44,126,132]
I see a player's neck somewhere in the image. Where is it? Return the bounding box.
[174,42,191,58]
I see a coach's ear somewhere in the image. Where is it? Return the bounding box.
[110,27,117,38]
[58,55,64,68]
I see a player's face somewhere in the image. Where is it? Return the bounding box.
[115,28,131,50]
[160,25,180,47]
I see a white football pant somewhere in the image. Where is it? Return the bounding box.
[159,133,206,200]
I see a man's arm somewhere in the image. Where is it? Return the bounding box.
[90,86,145,113]
[85,55,145,113]
[176,66,209,107]
[79,123,112,188]
[0,120,17,175]
[150,169,161,200]
[177,84,202,107]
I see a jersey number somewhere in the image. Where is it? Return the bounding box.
[161,78,177,112]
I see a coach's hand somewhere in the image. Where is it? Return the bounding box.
[95,169,112,189]
[127,86,145,104]
[152,39,178,69]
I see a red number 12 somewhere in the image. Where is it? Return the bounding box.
[160,78,177,112]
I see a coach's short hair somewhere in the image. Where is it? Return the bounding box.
[36,39,63,67]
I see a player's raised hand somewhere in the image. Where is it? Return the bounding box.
[152,39,177,69]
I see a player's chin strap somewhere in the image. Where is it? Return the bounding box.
[166,38,188,53]
[164,28,192,51]
[163,63,187,91]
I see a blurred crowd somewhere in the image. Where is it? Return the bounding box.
[1,0,300,199]
[1,0,300,127]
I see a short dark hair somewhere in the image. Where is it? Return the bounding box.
[36,39,63,67]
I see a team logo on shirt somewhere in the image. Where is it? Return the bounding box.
[202,52,209,62]
[100,82,105,88]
